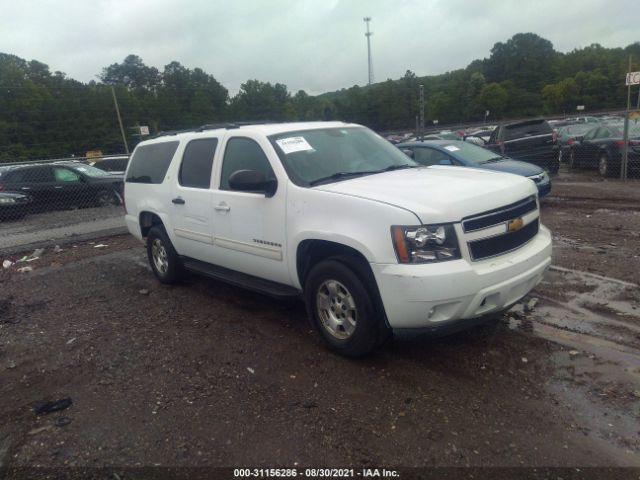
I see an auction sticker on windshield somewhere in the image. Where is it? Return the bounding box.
[276,137,314,154]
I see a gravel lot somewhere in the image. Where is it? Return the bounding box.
[0,171,638,470]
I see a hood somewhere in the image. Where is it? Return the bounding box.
[477,159,544,177]
[314,166,537,224]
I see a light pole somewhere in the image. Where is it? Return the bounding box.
[364,17,373,86]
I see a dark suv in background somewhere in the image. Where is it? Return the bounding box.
[0,162,123,211]
[484,119,559,174]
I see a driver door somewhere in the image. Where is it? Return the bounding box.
[209,134,290,285]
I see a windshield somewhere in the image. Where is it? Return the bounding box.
[69,164,110,177]
[442,141,503,165]
[269,127,417,186]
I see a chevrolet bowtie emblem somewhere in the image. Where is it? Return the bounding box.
[507,217,524,232]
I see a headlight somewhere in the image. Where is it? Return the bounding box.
[0,197,16,205]
[391,224,461,263]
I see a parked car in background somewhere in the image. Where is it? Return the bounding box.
[0,162,124,210]
[483,119,559,173]
[568,123,640,177]
[556,124,596,162]
[0,191,32,220]
[464,128,494,146]
[90,156,130,175]
[396,140,551,198]
[565,116,600,124]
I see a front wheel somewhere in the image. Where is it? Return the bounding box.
[146,226,183,284]
[304,258,389,357]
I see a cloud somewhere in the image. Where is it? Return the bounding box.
[0,0,637,95]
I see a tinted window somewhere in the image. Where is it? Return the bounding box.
[583,128,598,141]
[53,167,81,182]
[412,147,453,166]
[95,158,128,171]
[220,138,275,190]
[504,120,552,141]
[23,167,54,183]
[179,139,218,189]
[126,141,179,184]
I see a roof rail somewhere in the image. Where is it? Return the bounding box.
[151,121,278,139]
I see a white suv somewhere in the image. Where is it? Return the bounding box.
[124,121,552,356]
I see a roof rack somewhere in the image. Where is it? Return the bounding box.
[151,121,276,139]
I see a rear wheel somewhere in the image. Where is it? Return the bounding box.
[305,258,389,357]
[96,189,119,207]
[146,226,183,284]
[598,154,617,178]
[569,149,576,169]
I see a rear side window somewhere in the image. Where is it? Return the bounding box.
[22,167,54,183]
[504,121,552,141]
[179,139,218,189]
[126,141,179,184]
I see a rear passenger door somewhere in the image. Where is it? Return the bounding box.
[209,134,289,285]
[169,138,219,263]
[18,166,57,206]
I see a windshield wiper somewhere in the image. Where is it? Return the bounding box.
[309,164,416,187]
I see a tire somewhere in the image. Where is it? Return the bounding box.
[146,225,183,284]
[568,149,576,169]
[304,258,390,357]
[95,189,119,207]
[598,154,618,178]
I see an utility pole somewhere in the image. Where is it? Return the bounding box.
[621,55,632,181]
[419,84,425,141]
[111,86,130,154]
[363,17,374,86]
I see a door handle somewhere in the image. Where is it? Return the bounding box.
[214,203,230,212]
[172,197,185,205]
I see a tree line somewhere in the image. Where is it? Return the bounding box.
[0,33,638,161]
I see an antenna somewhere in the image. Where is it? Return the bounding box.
[363,17,374,85]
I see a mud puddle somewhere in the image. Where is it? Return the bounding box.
[507,266,640,458]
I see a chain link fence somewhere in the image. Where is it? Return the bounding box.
[0,156,128,251]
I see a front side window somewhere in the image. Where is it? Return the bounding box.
[126,141,179,184]
[54,167,81,182]
[269,127,416,187]
[220,138,275,190]
[412,148,453,166]
[179,139,218,189]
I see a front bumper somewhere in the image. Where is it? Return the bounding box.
[371,225,552,329]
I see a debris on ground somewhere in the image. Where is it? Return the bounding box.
[32,398,73,416]
[569,350,581,357]
[17,266,33,273]
[2,260,13,269]
[93,244,108,248]
[138,289,149,295]
[55,417,72,427]
[524,297,539,313]
[247,367,255,374]
[53,245,63,253]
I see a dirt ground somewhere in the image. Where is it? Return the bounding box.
[0,170,639,471]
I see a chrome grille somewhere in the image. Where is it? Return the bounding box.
[462,196,537,233]
[468,219,539,261]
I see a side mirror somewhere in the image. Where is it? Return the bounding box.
[228,169,277,197]
[401,149,414,158]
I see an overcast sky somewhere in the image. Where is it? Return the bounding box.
[1,0,638,96]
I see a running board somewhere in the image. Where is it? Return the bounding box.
[181,257,301,299]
